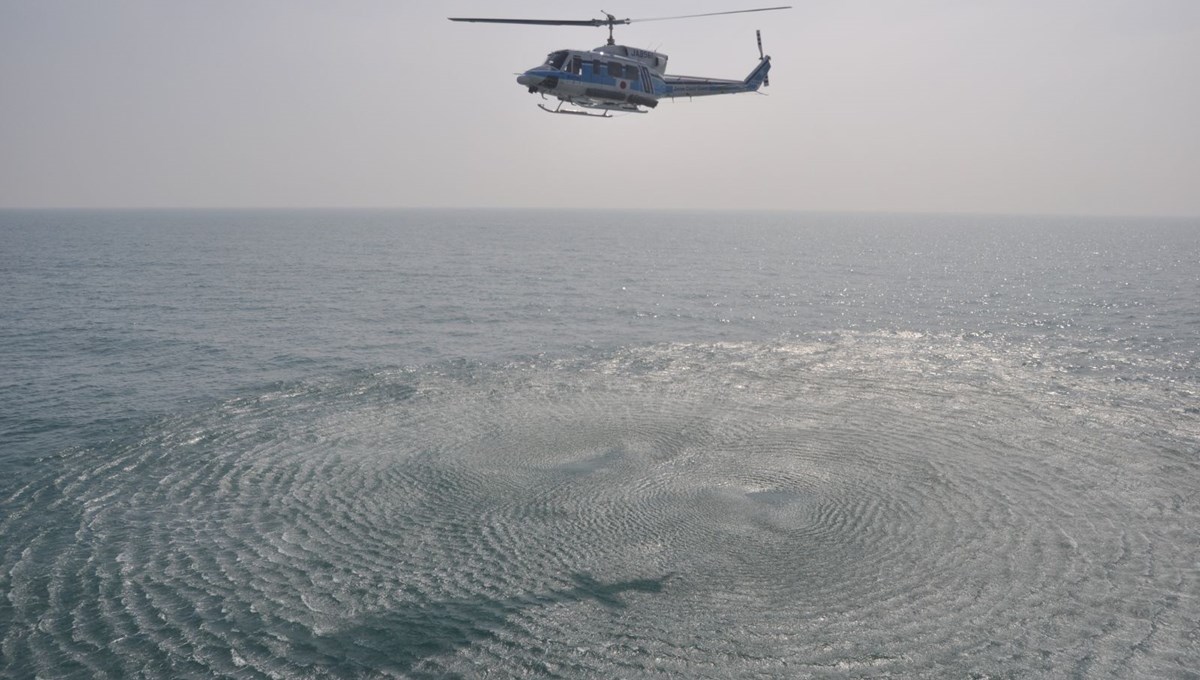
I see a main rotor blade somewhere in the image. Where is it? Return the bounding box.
[631,6,791,23]
[448,17,630,27]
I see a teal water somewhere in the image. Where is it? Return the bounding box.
[2,209,1198,677]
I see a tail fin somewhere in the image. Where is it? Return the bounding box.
[743,56,771,91]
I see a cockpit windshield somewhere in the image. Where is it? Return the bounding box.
[545,51,568,70]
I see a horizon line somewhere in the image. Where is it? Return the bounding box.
[2,205,1198,220]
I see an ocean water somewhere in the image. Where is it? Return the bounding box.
[1,208,1197,678]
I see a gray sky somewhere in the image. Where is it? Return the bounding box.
[2,0,1198,215]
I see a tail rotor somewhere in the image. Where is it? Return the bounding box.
[756,30,770,87]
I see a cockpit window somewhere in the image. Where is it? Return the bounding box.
[545,51,568,69]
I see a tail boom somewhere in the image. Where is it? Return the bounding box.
[661,56,771,99]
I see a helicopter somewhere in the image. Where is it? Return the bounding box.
[448,6,791,117]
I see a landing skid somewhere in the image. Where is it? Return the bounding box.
[538,102,611,118]
[537,98,649,117]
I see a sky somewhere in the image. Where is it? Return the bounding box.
[1,0,1198,216]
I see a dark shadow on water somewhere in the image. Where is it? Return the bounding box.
[306,572,671,678]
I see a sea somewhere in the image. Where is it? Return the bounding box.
[1,208,1197,678]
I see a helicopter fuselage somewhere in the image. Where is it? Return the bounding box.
[517,44,771,115]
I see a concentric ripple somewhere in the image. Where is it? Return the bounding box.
[3,333,1198,678]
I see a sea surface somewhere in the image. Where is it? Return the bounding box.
[1,208,1198,678]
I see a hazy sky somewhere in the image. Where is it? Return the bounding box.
[2,1,1198,215]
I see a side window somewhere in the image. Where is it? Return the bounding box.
[623,65,638,80]
[608,62,622,78]
[592,61,605,77]
[569,57,581,75]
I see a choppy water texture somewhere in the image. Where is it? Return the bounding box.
[2,210,1199,678]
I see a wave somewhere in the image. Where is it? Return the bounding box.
[2,334,1197,677]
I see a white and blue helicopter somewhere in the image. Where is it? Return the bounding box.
[449,6,790,117]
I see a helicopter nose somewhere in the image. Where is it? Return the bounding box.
[517,72,558,94]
